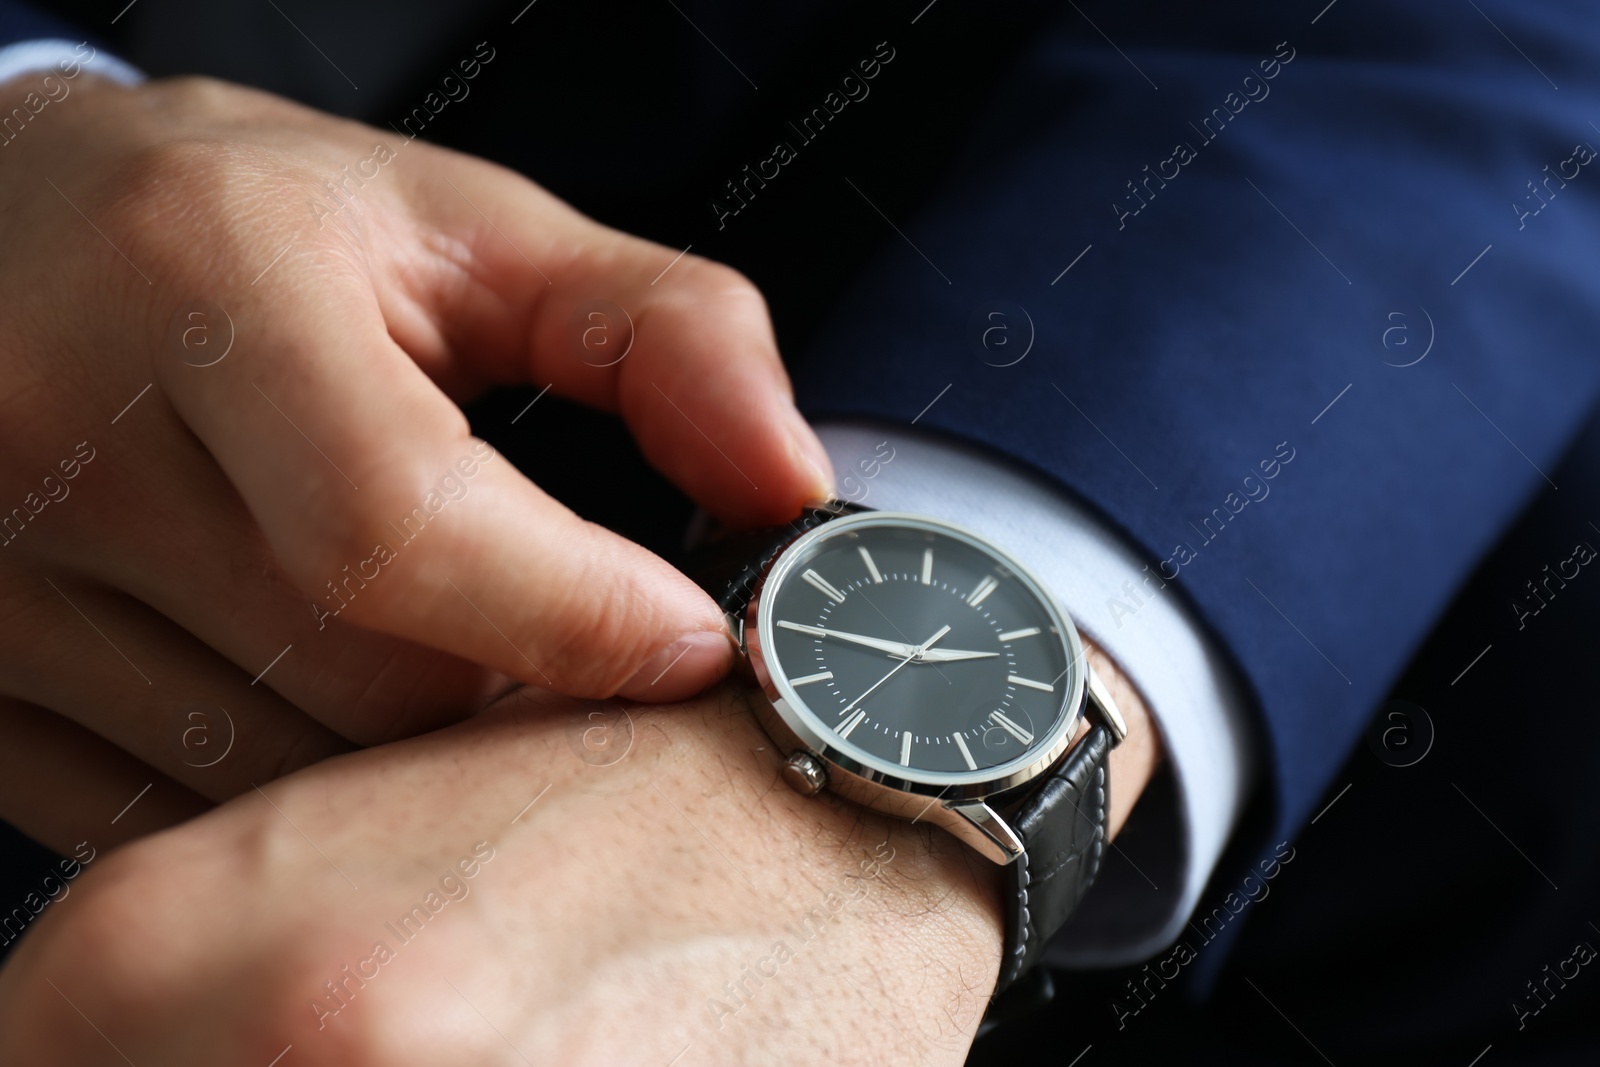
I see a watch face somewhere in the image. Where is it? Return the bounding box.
[753,512,1082,788]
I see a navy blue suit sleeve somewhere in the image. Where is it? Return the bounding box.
[791,2,1600,852]
[0,1,77,48]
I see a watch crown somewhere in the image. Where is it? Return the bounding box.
[781,751,828,797]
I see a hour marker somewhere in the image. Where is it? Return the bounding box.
[998,627,1041,642]
[790,671,834,687]
[778,620,826,637]
[1007,674,1054,693]
[990,710,1034,745]
[802,568,847,603]
[839,709,866,738]
[953,732,977,770]
[921,548,934,585]
[899,731,914,766]
[967,575,999,606]
[858,546,883,583]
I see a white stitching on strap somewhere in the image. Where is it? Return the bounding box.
[1008,850,1032,984]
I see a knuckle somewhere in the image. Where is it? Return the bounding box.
[142,74,236,114]
[47,816,388,1063]
[87,136,340,290]
[534,527,668,694]
[280,528,374,614]
[96,138,269,232]
[296,988,503,1067]
[285,439,475,629]
[644,257,780,376]
[683,258,767,310]
[88,144,280,296]
[42,840,201,1020]
[282,467,441,608]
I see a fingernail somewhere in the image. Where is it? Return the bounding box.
[615,630,735,702]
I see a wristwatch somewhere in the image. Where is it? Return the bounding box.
[691,500,1128,1011]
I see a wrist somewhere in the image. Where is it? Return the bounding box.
[1079,632,1161,839]
[512,680,1005,1061]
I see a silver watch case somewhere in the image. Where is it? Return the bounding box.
[737,510,1125,865]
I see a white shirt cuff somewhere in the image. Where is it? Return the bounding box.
[0,39,144,90]
[816,420,1257,966]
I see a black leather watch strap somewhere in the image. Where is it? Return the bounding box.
[995,722,1113,995]
[687,500,862,618]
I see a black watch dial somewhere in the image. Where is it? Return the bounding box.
[760,515,1077,781]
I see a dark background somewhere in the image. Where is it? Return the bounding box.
[4,2,1597,1062]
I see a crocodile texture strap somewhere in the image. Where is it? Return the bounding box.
[687,500,862,619]
[996,723,1113,996]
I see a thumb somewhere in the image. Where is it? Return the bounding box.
[292,432,736,705]
[151,261,733,705]
[409,451,734,703]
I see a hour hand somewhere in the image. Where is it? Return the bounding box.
[916,647,1001,663]
[776,620,918,658]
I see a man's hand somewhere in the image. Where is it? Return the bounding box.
[0,71,834,844]
[0,682,1004,1066]
[0,650,1158,1065]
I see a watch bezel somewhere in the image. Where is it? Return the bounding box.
[744,510,1088,806]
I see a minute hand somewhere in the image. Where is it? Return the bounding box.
[915,647,1001,663]
[775,621,919,659]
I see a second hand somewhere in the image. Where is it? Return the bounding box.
[838,623,951,717]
